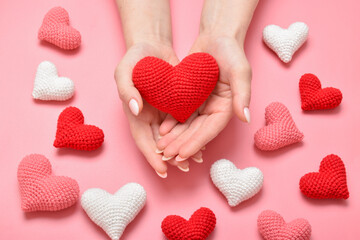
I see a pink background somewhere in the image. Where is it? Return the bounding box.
[0,0,359,239]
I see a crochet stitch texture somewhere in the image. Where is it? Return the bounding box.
[299,73,343,110]
[32,61,74,101]
[132,52,219,123]
[161,207,216,240]
[254,102,304,151]
[17,154,79,212]
[210,159,263,207]
[263,22,308,63]
[38,7,81,50]
[257,210,312,240]
[299,154,349,199]
[54,106,104,151]
[81,183,146,240]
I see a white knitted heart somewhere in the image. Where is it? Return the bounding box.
[263,22,309,63]
[32,61,74,101]
[210,159,264,207]
[81,183,146,240]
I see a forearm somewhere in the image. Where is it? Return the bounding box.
[199,0,259,44]
[116,0,173,49]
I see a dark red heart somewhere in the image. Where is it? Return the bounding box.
[299,73,342,110]
[132,53,219,123]
[54,107,104,151]
[299,154,349,199]
[161,207,216,240]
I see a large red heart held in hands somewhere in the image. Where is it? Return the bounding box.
[257,210,312,240]
[161,207,216,240]
[17,154,79,212]
[38,7,81,50]
[299,73,342,110]
[54,106,104,151]
[254,102,304,151]
[132,53,219,123]
[300,154,349,199]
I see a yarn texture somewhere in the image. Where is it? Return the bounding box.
[161,207,216,240]
[263,22,308,63]
[254,102,304,151]
[54,106,104,151]
[299,154,349,199]
[210,159,263,207]
[81,183,146,240]
[299,73,342,110]
[17,154,79,212]
[132,52,219,123]
[32,61,74,101]
[38,7,81,50]
[257,210,312,240]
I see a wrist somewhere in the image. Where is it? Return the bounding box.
[126,33,173,49]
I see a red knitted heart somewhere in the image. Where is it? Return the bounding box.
[300,154,349,199]
[132,53,219,123]
[38,7,81,50]
[54,107,104,151]
[257,210,312,240]
[17,154,79,212]
[299,73,342,110]
[254,102,304,151]
[161,207,216,240]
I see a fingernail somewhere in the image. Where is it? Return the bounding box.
[201,146,206,150]
[192,157,203,163]
[162,155,173,161]
[175,155,187,162]
[178,165,189,172]
[158,135,162,139]
[155,148,163,154]
[129,99,139,116]
[155,171,167,178]
[244,107,251,123]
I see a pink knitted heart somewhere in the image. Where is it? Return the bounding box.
[17,154,79,212]
[38,7,81,50]
[254,102,303,151]
[258,210,312,240]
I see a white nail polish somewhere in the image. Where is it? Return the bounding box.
[155,148,164,154]
[244,107,251,123]
[155,171,167,178]
[178,166,189,172]
[129,99,139,116]
[192,157,203,163]
[162,155,173,161]
[175,155,187,162]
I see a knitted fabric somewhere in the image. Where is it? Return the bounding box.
[81,183,146,240]
[254,102,304,151]
[17,154,79,212]
[32,61,74,101]
[210,159,263,207]
[263,22,308,63]
[257,210,312,240]
[132,52,219,123]
[38,7,81,50]
[161,207,216,240]
[299,73,342,110]
[54,106,104,151]
[299,154,349,199]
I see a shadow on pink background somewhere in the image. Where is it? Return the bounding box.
[0,0,359,239]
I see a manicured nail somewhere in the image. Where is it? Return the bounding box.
[162,155,173,161]
[175,155,187,162]
[201,146,206,150]
[129,99,139,116]
[158,135,162,139]
[192,157,203,163]
[244,107,251,123]
[155,148,163,154]
[155,171,167,178]
[178,165,189,172]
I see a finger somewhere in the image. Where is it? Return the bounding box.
[165,158,190,172]
[159,114,178,136]
[114,61,143,116]
[191,151,203,163]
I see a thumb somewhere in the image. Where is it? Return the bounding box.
[229,62,252,123]
[114,62,143,116]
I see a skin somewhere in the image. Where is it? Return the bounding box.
[115,0,259,177]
